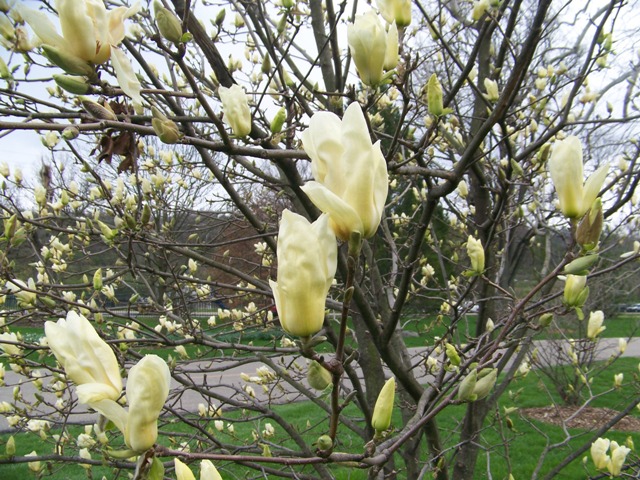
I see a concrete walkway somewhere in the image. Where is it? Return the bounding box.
[1,337,639,432]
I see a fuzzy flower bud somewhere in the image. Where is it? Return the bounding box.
[154,1,183,44]
[151,107,181,144]
[307,360,332,390]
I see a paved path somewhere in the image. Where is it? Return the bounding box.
[2,338,639,432]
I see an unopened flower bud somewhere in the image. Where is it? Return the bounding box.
[5,435,15,456]
[587,310,606,340]
[80,98,117,121]
[466,235,485,275]
[42,45,94,77]
[563,274,589,309]
[473,368,497,400]
[270,107,286,134]
[151,107,181,144]
[53,74,91,95]
[316,434,333,451]
[563,254,599,276]
[445,343,461,366]
[371,377,395,434]
[61,126,80,140]
[457,369,478,402]
[538,313,553,328]
[154,2,183,44]
[307,360,332,390]
[427,73,446,117]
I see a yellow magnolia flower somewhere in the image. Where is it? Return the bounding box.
[218,84,252,137]
[347,11,396,87]
[466,235,485,274]
[563,274,589,308]
[608,441,631,476]
[45,311,122,403]
[301,102,388,241]
[125,354,170,452]
[372,377,395,433]
[547,136,609,219]
[200,459,223,480]
[175,458,196,480]
[586,310,605,340]
[269,211,337,338]
[18,0,142,103]
[77,354,170,453]
[591,437,611,470]
[376,0,411,27]
[484,78,499,101]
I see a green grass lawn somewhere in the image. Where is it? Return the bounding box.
[2,356,639,479]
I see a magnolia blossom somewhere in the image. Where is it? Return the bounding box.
[301,102,388,240]
[376,0,411,27]
[372,377,395,433]
[608,441,631,476]
[218,84,252,137]
[563,274,589,308]
[613,372,623,388]
[591,437,611,470]
[175,458,196,480]
[200,459,223,480]
[269,211,337,338]
[587,310,606,340]
[18,0,142,103]
[466,235,485,274]
[45,311,122,403]
[484,78,499,101]
[347,11,397,87]
[89,354,170,453]
[548,136,609,219]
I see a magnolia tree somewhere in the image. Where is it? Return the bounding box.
[0,0,639,479]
